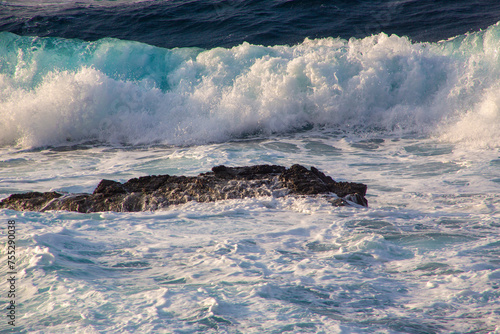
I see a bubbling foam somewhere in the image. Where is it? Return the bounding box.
[439,85,500,148]
[1,23,499,149]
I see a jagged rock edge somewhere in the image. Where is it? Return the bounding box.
[0,164,368,212]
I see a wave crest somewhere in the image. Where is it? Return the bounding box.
[1,24,499,148]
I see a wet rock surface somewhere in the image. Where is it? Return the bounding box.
[0,164,368,213]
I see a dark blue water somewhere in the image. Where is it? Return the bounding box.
[2,0,500,48]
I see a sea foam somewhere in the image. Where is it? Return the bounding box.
[1,22,499,148]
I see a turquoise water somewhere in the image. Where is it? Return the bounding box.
[1,24,500,149]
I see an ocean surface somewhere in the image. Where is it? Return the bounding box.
[1,0,500,333]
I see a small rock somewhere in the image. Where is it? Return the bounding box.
[0,164,368,212]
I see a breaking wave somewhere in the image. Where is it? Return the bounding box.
[1,22,499,148]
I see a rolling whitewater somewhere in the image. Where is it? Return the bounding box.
[0,1,499,333]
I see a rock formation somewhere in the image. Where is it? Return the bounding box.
[0,164,368,213]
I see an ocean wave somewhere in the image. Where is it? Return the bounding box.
[1,22,499,148]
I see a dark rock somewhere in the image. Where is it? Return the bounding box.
[280,164,330,195]
[123,174,172,193]
[0,191,62,212]
[93,179,127,196]
[0,164,368,213]
[210,164,286,179]
[280,164,367,198]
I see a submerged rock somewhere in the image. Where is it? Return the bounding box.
[0,164,368,213]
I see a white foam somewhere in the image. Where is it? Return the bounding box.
[1,128,499,332]
[439,84,500,148]
[1,25,500,149]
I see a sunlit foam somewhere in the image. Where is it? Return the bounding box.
[1,23,499,149]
